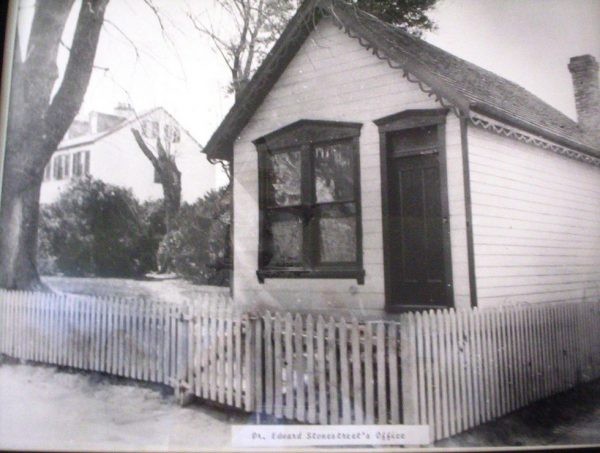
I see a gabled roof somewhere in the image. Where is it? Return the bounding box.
[57,107,203,151]
[202,0,600,161]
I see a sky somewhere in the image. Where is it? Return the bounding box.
[15,0,600,146]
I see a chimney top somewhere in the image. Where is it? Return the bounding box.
[568,54,600,145]
[568,54,599,72]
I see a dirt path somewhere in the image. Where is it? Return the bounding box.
[1,359,598,450]
[0,361,247,451]
[436,378,600,447]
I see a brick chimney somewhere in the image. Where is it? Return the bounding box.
[568,55,600,143]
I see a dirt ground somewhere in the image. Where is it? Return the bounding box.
[435,378,600,448]
[1,358,599,451]
[0,360,248,452]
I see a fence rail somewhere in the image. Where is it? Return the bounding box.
[0,289,599,443]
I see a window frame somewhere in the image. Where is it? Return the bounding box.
[254,119,365,284]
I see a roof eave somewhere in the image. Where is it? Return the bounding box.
[470,103,600,158]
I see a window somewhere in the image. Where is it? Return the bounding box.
[63,154,70,178]
[53,155,64,180]
[43,163,51,181]
[72,150,90,177]
[83,150,90,175]
[163,124,181,143]
[255,120,364,283]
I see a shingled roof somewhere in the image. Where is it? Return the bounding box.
[203,0,600,161]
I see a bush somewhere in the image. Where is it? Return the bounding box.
[157,186,231,286]
[37,177,156,277]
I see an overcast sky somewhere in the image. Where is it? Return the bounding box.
[16,0,600,145]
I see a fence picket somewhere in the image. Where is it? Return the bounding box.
[328,317,339,425]
[316,316,327,425]
[0,289,597,442]
[339,318,351,424]
[351,317,363,425]
[376,322,386,425]
[294,314,305,422]
[306,314,316,424]
[364,322,375,425]
[234,309,243,408]
[284,313,294,419]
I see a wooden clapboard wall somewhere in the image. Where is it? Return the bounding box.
[0,289,598,443]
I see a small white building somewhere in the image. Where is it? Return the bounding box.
[40,106,222,204]
[202,0,600,317]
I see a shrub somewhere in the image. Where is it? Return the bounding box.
[157,186,231,286]
[37,177,155,277]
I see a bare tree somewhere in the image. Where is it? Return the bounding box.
[0,0,110,290]
[131,128,181,233]
[189,0,298,100]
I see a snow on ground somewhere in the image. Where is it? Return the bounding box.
[0,361,248,452]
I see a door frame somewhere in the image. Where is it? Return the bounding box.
[374,108,454,313]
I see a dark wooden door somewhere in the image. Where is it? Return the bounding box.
[387,148,448,308]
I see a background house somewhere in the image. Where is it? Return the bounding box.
[202,0,600,317]
[40,105,223,204]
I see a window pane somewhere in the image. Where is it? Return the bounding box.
[64,155,70,177]
[317,203,356,263]
[391,125,437,151]
[83,151,90,175]
[314,142,354,202]
[73,152,81,176]
[265,210,303,266]
[266,150,301,207]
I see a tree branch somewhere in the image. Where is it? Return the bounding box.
[131,128,160,168]
[45,0,110,154]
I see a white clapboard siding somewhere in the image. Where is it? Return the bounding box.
[1,290,598,444]
[468,126,600,308]
[231,16,446,315]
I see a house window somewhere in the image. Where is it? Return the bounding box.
[164,124,181,143]
[63,154,70,178]
[83,150,90,175]
[72,150,90,177]
[255,120,364,283]
[43,162,51,181]
[53,155,64,180]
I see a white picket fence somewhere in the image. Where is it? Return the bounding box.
[0,289,599,443]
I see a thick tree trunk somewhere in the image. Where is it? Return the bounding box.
[0,0,110,290]
[0,176,45,290]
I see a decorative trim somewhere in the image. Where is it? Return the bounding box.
[326,10,463,118]
[470,114,600,167]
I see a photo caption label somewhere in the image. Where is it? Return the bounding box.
[231,424,431,447]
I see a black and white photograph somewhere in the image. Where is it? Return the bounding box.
[0,0,599,451]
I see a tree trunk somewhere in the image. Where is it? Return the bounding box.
[131,129,181,233]
[162,166,182,233]
[0,175,45,290]
[0,0,110,290]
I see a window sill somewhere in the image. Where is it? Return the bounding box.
[257,268,365,284]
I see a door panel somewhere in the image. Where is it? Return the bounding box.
[388,152,447,308]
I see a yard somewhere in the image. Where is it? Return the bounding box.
[42,275,229,303]
[0,357,598,450]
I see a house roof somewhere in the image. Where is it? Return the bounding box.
[202,0,600,161]
[57,107,203,151]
